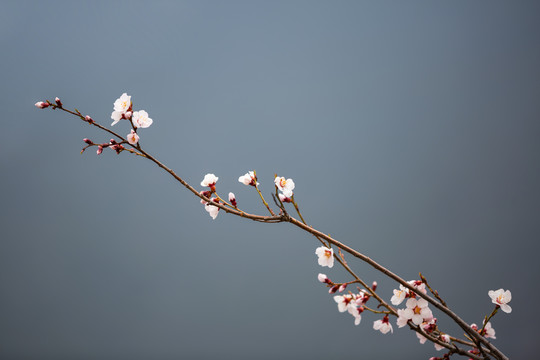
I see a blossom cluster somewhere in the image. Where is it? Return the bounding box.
[198,171,299,220]
[111,93,153,146]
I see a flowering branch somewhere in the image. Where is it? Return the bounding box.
[35,95,511,360]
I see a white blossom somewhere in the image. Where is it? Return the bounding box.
[201,173,219,188]
[348,305,363,325]
[114,93,131,112]
[396,297,433,327]
[111,93,132,126]
[488,289,512,313]
[238,171,258,186]
[127,129,139,145]
[132,110,153,128]
[274,176,295,197]
[315,246,334,268]
[391,285,407,305]
[334,294,356,313]
[204,200,220,220]
[373,315,393,334]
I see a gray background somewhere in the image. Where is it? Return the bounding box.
[2,1,539,359]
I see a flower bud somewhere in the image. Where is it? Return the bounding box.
[329,285,339,294]
[125,111,132,119]
[278,193,292,203]
[84,115,94,123]
[83,138,93,145]
[55,97,63,107]
[109,139,117,145]
[317,273,329,283]
[35,101,49,109]
[96,146,103,155]
[371,281,378,291]
[338,284,347,292]
[228,192,237,207]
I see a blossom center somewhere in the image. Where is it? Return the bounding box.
[413,305,422,315]
[324,249,332,258]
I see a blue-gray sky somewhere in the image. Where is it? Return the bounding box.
[2,1,539,359]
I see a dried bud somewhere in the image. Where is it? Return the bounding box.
[371,281,378,291]
[84,115,94,123]
[35,101,49,109]
[83,138,93,145]
[96,146,103,155]
[55,97,63,107]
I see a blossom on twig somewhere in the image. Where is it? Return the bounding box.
[111,93,132,126]
[132,110,153,128]
[373,315,393,334]
[204,198,220,220]
[274,176,295,197]
[396,297,433,327]
[315,246,334,268]
[471,321,496,339]
[201,173,219,189]
[127,129,139,145]
[488,289,512,313]
[238,171,258,186]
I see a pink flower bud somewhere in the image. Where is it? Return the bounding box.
[35,101,49,109]
[371,281,377,291]
[329,285,339,294]
[338,284,347,292]
[278,193,292,203]
[228,192,237,207]
[55,97,63,107]
[125,111,132,119]
[109,139,117,145]
[317,273,329,283]
[84,115,94,123]
[83,138,93,145]
[96,146,103,155]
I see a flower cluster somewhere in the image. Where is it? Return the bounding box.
[111,93,153,146]
[333,291,370,326]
